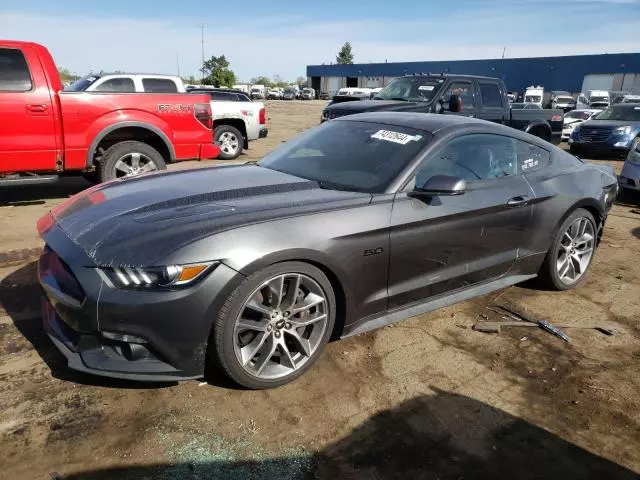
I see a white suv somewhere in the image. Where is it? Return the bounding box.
[66,74,186,93]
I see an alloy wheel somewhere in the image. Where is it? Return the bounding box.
[218,132,240,156]
[233,273,329,380]
[556,216,595,285]
[113,152,158,178]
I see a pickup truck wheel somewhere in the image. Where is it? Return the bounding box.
[215,125,244,160]
[99,141,166,182]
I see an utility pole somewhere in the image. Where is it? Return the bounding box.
[502,47,506,59]
[200,23,205,82]
[176,52,180,77]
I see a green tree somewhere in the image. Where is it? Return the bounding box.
[336,42,354,64]
[58,67,79,83]
[201,55,236,87]
[250,76,273,87]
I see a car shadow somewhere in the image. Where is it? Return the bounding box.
[0,176,90,206]
[62,388,638,480]
[0,261,175,390]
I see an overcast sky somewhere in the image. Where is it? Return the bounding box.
[2,0,639,82]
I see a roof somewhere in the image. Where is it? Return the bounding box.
[335,111,493,133]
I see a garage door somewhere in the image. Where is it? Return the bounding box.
[327,77,341,96]
[622,73,640,93]
[581,74,614,92]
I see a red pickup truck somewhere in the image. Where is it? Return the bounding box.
[0,40,219,186]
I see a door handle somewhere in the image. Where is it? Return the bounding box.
[26,104,48,114]
[507,195,530,207]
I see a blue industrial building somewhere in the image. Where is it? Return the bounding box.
[307,53,640,96]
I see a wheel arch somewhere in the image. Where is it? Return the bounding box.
[553,199,604,246]
[87,122,175,168]
[231,249,350,339]
[525,120,552,141]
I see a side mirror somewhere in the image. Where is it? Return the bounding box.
[409,175,466,197]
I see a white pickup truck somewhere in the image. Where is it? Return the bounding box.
[187,87,268,159]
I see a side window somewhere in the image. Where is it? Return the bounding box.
[441,81,476,110]
[0,48,33,91]
[479,83,503,108]
[94,78,135,92]
[415,134,517,185]
[142,78,178,93]
[516,140,550,173]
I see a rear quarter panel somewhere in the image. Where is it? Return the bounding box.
[510,108,564,134]
[521,153,607,257]
[58,92,212,169]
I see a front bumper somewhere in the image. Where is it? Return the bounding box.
[39,224,243,381]
[569,141,631,157]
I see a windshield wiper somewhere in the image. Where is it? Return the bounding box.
[316,180,356,192]
[390,97,409,102]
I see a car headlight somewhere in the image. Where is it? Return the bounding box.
[614,126,632,135]
[100,262,216,289]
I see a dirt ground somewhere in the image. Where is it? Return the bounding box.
[1,100,639,480]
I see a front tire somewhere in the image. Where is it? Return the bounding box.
[99,141,166,183]
[537,208,597,291]
[215,125,245,160]
[210,262,336,389]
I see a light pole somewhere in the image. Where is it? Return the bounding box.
[200,23,205,82]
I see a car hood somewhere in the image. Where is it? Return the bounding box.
[581,120,639,128]
[44,165,371,266]
[325,99,418,113]
[563,118,583,126]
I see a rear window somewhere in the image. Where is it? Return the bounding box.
[66,74,100,91]
[94,78,135,92]
[142,78,178,93]
[479,83,503,108]
[210,91,235,101]
[0,48,32,91]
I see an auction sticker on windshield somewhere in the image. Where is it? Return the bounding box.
[371,130,423,145]
[418,85,435,91]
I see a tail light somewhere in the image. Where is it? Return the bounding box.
[552,115,563,122]
[194,103,213,129]
[259,107,266,125]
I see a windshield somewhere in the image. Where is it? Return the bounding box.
[373,76,445,102]
[65,74,100,91]
[565,111,591,120]
[557,96,574,103]
[524,95,541,103]
[622,97,640,103]
[590,96,608,103]
[594,105,640,121]
[258,120,431,193]
[627,143,640,165]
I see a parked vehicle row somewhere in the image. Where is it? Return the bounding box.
[321,74,564,144]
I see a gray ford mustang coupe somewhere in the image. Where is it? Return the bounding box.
[38,112,618,389]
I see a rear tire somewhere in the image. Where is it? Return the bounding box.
[537,208,597,291]
[215,125,245,160]
[209,261,336,389]
[99,141,166,183]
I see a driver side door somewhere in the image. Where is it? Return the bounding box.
[387,133,534,309]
